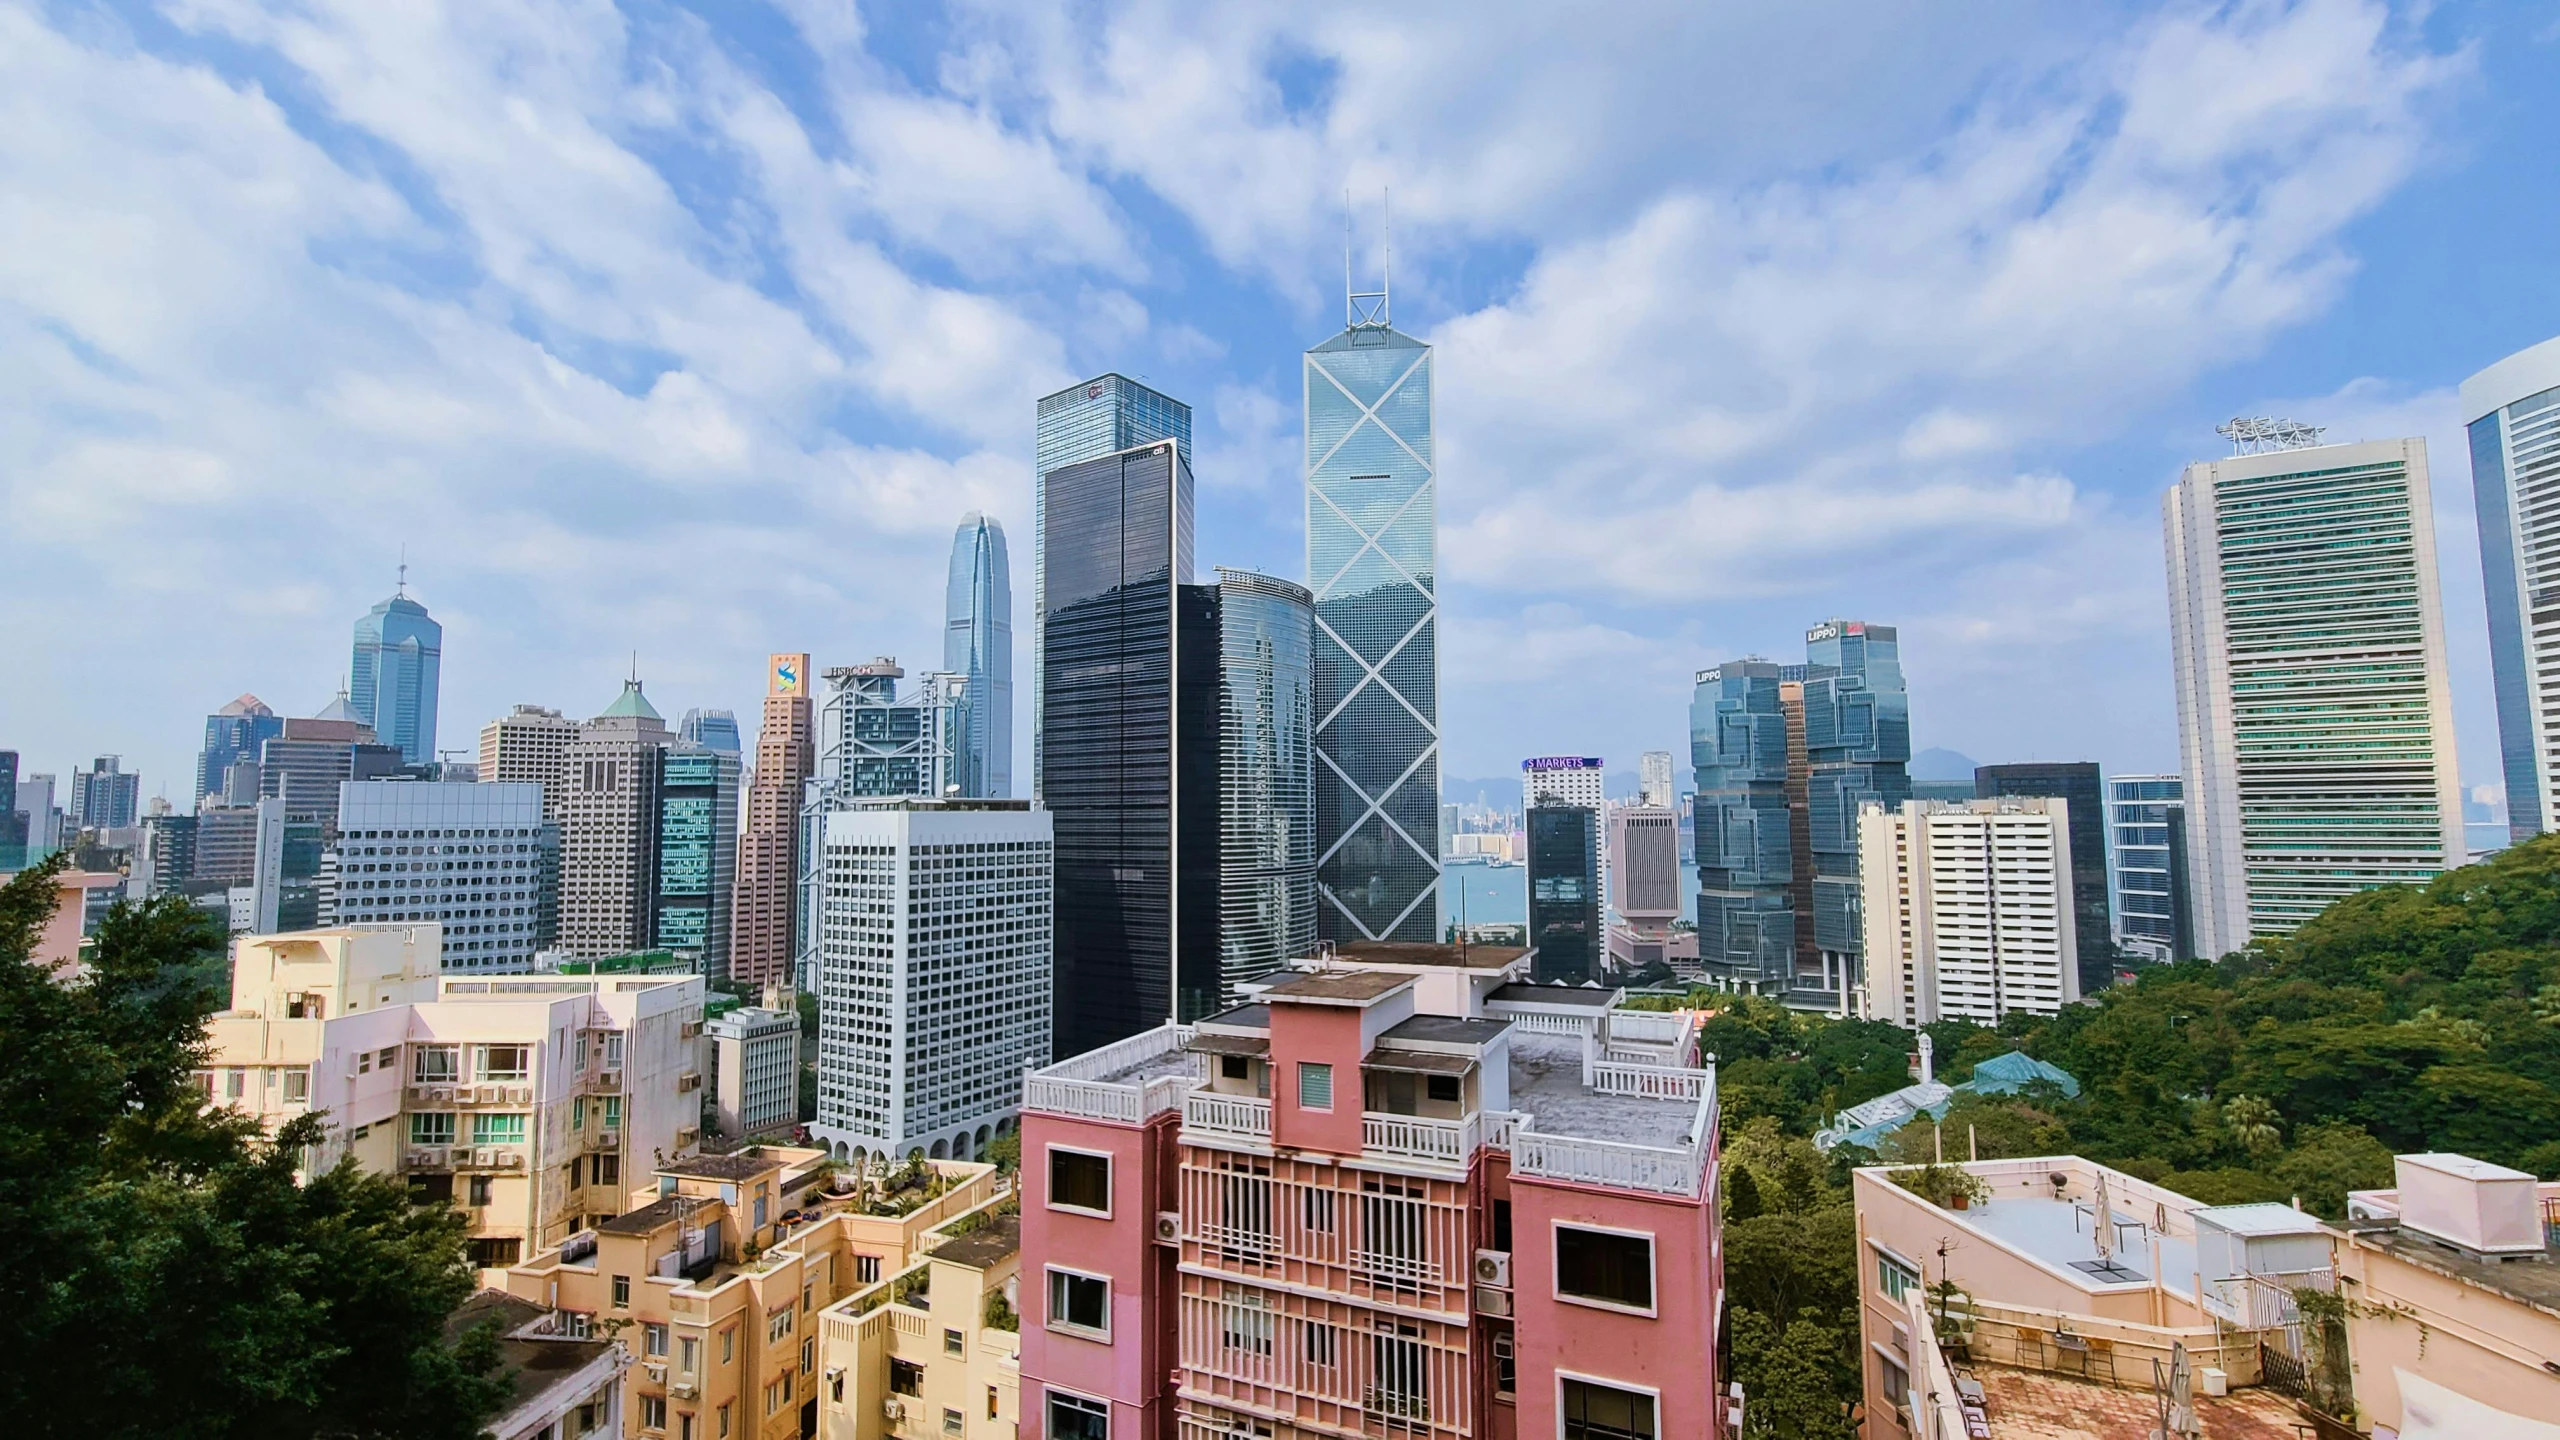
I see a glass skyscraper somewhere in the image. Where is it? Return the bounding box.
[1690,660,1796,992]
[1305,321,1440,942]
[678,707,743,756]
[197,694,283,803]
[350,583,442,765]
[2107,774,2191,965]
[1527,803,1599,984]
[655,742,739,975]
[1041,441,1221,1052]
[1215,568,1315,996]
[2165,436,2465,956]
[945,512,1014,797]
[2464,334,2560,844]
[1032,375,1192,798]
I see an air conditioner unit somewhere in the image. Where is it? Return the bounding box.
[1155,1212,1181,1246]
[510,1085,532,1104]
[1474,1249,1512,1288]
[499,1149,525,1170]
[408,1149,443,1169]
[883,1399,905,1422]
[598,1070,622,1090]
[1475,1285,1513,1318]
[475,1146,499,1167]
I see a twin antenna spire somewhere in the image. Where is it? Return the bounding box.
[1346,188,1390,330]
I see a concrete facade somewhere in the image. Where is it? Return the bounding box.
[1857,798,2080,1027]
[712,1005,803,1141]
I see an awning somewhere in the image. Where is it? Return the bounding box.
[1189,1034,1270,1057]
[1364,1047,1474,1076]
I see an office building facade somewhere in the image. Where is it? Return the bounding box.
[676,706,742,756]
[1524,757,1607,916]
[2464,334,2560,843]
[1527,802,1600,983]
[67,754,140,831]
[1034,375,1192,797]
[0,750,24,871]
[1639,749,1675,807]
[946,511,1015,798]
[653,742,738,975]
[2108,774,2192,965]
[260,711,403,822]
[1215,568,1317,997]
[558,681,673,958]
[1799,621,1909,1005]
[795,659,975,984]
[811,799,1052,1163]
[350,584,443,766]
[1307,319,1441,944]
[1040,440,1221,1051]
[324,781,558,970]
[733,653,813,993]
[198,694,284,804]
[1976,761,2114,993]
[478,705,579,824]
[1690,660,1795,992]
[1857,797,2081,1027]
[1608,805,1682,925]
[2165,437,2465,957]
[707,1005,801,1141]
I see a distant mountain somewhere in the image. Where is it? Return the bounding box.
[1908,747,1979,782]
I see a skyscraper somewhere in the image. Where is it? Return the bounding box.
[1306,311,1440,943]
[2464,334,2560,843]
[197,695,283,804]
[1639,750,1676,807]
[1214,568,1315,996]
[480,704,580,823]
[0,750,24,871]
[2165,432,2464,956]
[796,659,974,982]
[946,512,1014,798]
[558,680,672,958]
[260,710,403,821]
[1799,620,1910,1004]
[1032,375,1192,797]
[655,740,739,976]
[1691,660,1795,993]
[1527,802,1600,984]
[2108,774,2192,965]
[732,653,813,992]
[1858,797,2080,1027]
[1524,757,1607,913]
[1040,439,1221,1052]
[350,580,443,766]
[67,755,140,831]
[678,707,744,757]
[1976,761,2113,994]
[326,780,557,970]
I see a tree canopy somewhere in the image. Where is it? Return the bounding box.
[0,855,508,1439]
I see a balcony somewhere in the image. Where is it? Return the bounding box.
[1023,1023,1199,1124]
[1182,1092,1272,1144]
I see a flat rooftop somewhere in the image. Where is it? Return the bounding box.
[1379,1014,1512,1048]
[2353,1223,2560,1317]
[450,1290,615,1415]
[931,1211,1022,1270]
[661,1152,786,1182]
[1960,1195,2199,1292]
[1489,982,1616,1009]
[1261,970,1414,1005]
[1508,1033,1698,1149]
[596,1196,688,1236]
[1333,941,1529,970]
[1968,1364,2306,1438]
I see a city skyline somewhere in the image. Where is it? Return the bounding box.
[5,3,2558,848]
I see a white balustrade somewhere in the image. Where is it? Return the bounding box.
[1588,1062,1707,1102]
[1512,1131,1707,1197]
[1362,1113,1469,1166]
[1184,1092,1273,1141]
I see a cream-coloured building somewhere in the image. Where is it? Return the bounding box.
[1857,798,2079,1027]
[203,924,706,1271]
[505,1148,998,1440]
[2339,1154,2560,1438]
[482,704,581,825]
[816,1205,1021,1440]
[711,1005,802,1141]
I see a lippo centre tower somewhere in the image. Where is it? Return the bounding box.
[1016,944,1725,1440]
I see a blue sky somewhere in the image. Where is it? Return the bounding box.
[4,0,2556,821]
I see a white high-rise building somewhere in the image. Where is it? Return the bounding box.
[2464,335,2560,845]
[1524,756,1607,914]
[1639,750,1675,807]
[1857,798,2080,1027]
[810,799,1052,1164]
[2165,434,2465,957]
[479,705,579,823]
[324,781,557,971]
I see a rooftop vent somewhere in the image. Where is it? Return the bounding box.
[2395,1153,2545,1260]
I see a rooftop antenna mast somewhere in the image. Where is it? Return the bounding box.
[1346,187,1390,329]
[396,543,409,597]
[2215,416,2326,455]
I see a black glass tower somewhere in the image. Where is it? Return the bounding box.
[1041,440,1223,1054]
[1977,761,2115,992]
[1527,803,1599,984]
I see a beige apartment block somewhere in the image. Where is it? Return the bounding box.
[2338,1154,2560,1437]
[203,924,707,1272]
[561,682,676,958]
[506,1148,998,1440]
[483,704,582,824]
[816,1205,1021,1440]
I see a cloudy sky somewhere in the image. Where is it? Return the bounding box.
[4,0,2556,819]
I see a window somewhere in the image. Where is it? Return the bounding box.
[988,1386,1000,1421]
[1220,1054,1250,1081]
[720,1326,734,1362]
[1297,1061,1333,1111]
[1494,1199,1513,1252]
[378,1046,398,1071]
[226,1069,245,1099]
[467,1237,522,1268]
[593,1153,621,1187]
[945,1327,966,1356]
[1561,1378,1656,1440]
[1218,1288,1274,1356]
[409,1112,456,1146]
[1046,1268,1109,1338]
[603,1096,622,1130]
[612,1274,631,1308]
[1555,1225,1654,1312]
[358,1050,373,1074]
[1302,1320,1337,1371]
[679,1336,699,1375]
[718,1402,731,1437]
[891,1360,926,1397]
[1302,1187,1335,1233]
[639,1396,666,1431]
[414,1045,460,1083]
[1492,1330,1516,1396]
[1426,1074,1461,1105]
[644,1322,668,1357]
[1370,1322,1428,1421]
[1048,1148,1111,1215]
[768,1307,793,1343]
[944,1409,966,1436]
[473,1112,528,1146]
[1879,1353,1909,1416]
[468,1175,493,1206]
[857,1255,882,1285]
[765,1380,784,1417]
[1877,1250,1921,1303]
[679,1418,694,1440]
[803,1337,814,1374]
[1047,1392,1109,1440]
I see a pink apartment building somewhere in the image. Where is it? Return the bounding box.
[1016,947,1725,1440]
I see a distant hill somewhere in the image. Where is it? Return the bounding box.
[1908,747,1978,781]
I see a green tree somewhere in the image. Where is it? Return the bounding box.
[0,856,507,1438]
[1728,1308,1857,1440]
[2268,1122,2396,1219]
[2222,1094,2283,1159]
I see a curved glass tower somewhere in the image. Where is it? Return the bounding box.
[945,512,1014,797]
[2465,333,2560,844]
[350,585,441,765]
[1216,568,1316,992]
[1306,322,1440,942]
